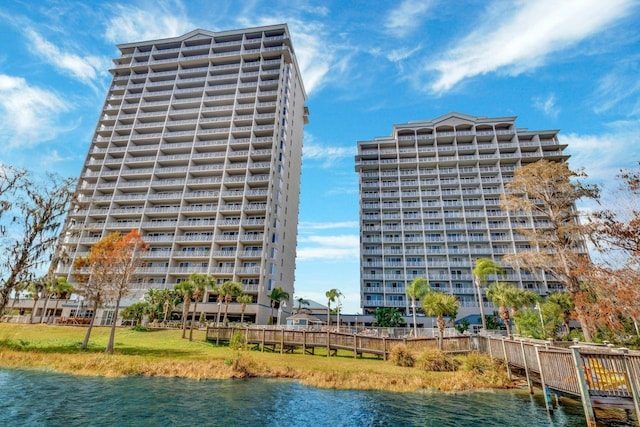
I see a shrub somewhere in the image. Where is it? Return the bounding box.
[389,344,415,367]
[461,352,494,374]
[418,349,458,372]
[228,353,257,378]
[229,331,246,350]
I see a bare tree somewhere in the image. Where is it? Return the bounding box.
[74,231,147,353]
[0,164,26,219]
[585,163,640,336]
[501,160,599,342]
[590,162,640,259]
[0,172,74,316]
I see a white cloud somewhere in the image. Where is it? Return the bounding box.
[324,186,359,196]
[593,57,640,115]
[304,143,355,165]
[296,234,359,261]
[0,74,70,148]
[104,1,196,44]
[299,221,358,230]
[235,15,352,95]
[533,93,560,118]
[25,29,109,87]
[303,133,355,168]
[43,149,76,164]
[428,0,633,93]
[289,24,333,94]
[386,44,422,66]
[385,0,435,38]
[562,120,640,184]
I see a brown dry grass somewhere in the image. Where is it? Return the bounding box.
[0,324,513,392]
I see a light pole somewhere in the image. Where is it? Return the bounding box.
[216,300,222,326]
[77,296,84,320]
[410,302,417,337]
[163,299,169,325]
[535,302,545,337]
[277,301,287,327]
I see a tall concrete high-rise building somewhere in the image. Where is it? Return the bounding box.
[55,24,308,325]
[355,112,580,319]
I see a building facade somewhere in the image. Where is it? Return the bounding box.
[55,25,308,325]
[355,112,576,318]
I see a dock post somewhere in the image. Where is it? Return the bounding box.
[261,328,265,352]
[534,344,553,415]
[326,330,331,357]
[619,348,640,423]
[570,346,596,427]
[353,334,357,359]
[520,339,533,394]
[382,337,387,360]
[302,330,307,355]
[488,337,494,360]
[502,337,512,381]
[280,328,284,354]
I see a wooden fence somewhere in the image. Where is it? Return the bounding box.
[206,326,472,359]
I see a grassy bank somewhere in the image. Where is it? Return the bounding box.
[0,324,513,392]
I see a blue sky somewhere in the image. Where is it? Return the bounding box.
[1,0,639,314]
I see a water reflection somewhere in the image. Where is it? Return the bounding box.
[0,369,593,426]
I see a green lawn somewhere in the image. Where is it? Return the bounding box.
[0,323,512,392]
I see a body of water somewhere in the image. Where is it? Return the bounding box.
[0,369,597,426]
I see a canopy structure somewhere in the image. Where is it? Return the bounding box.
[285,313,323,327]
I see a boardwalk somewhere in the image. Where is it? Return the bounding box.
[477,336,640,426]
[207,326,640,425]
[206,326,471,358]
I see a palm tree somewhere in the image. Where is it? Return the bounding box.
[121,302,149,326]
[296,297,310,313]
[26,280,43,324]
[39,278,55,324]
[174,281,194,339]
[472,258,504,331]
[546,292,574,336]
[373,307,405,327]
[8,281,28,316]
[188,273,213,341]
[406,277,430,337]
[237,294,253,324]
[421,292,459,350]
[213,284,224,326]
[221,280,243,326]
[486,283,538,337]
[509,287,540,335]
[325,288,343,327]
[268,287,290,325]
[50,277,74,323]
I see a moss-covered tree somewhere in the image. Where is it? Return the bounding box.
[501,160,598,341]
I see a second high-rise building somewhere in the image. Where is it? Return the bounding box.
[355,112,579,320]
[55,24,308,325]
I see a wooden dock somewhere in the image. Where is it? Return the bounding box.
[206,326,471,359]
[207,327,640,425]
[477,336,640,426]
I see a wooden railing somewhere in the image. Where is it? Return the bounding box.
[206,326,472,358]
[205,327,639,425]
[479,336,640,426]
